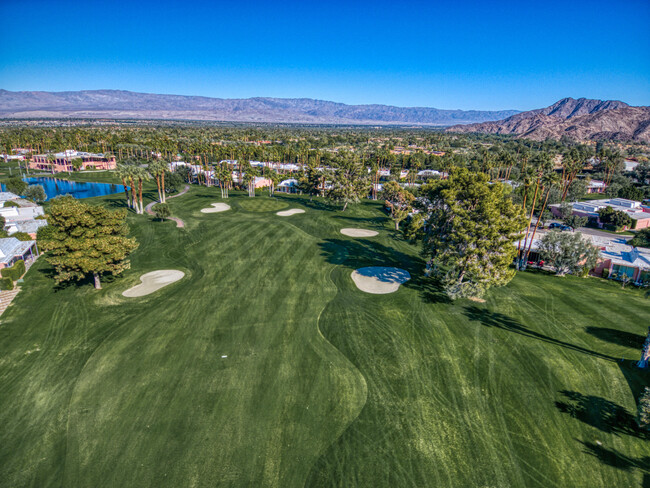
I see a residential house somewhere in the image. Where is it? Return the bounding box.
[6,219,48,238]
[550,198,650,230]
[0,205,45,222]
[277,179,300,193]
[0,237,39,269]
[586,179,607,194]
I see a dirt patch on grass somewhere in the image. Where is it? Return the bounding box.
[200,203,231,213]
[341,228,378,237]
[351,267,411,294]
[276,209,305,216]
[122,270,185,297]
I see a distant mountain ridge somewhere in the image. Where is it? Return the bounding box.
[0,89,520,125]
[447,97,650,142]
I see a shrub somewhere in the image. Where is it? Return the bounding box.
[0,277,13,290]
[13,260,25,278]
[23,185,47,203]
[1,260,26,281]
[602,268,610,279]
[3,201,20,208]
[152,203,171,221]
[12,232,32,241]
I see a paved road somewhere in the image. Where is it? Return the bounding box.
[144,185,190,228]
[575,227,634,241]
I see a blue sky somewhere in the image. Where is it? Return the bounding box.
[1,0,648,110]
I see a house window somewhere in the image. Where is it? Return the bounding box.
[613,264,635,278]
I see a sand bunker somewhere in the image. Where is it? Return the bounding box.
[201,203,231,213]
[340,228,378,237]
[351,267,411,294]
[276,209,305,216]
[122,270,185,297]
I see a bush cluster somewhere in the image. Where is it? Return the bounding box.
[1,260,26,281]
[0,277,14,290]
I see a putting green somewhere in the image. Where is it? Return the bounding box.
[0,186,648,488]
[238,198,289,212]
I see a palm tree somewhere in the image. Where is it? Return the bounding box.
[266,168,282,196]
[148,159,166,203]
[116,163,133,209]
[519,153,553,269]
[523,171,561,265]
[132,166,149,214]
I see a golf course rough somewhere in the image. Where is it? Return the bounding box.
[350,266,411,294]
[200,203,231,213]
[340,228,379,237]
[1,186,649,488]
[122,270,185,297]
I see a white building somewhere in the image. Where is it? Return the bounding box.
[0,205,45,222]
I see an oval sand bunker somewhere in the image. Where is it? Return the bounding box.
[341,228,378,237]
[276,209,305,216]
[351,267,410,294]
[201,203,231,213]
[122,270,185,297]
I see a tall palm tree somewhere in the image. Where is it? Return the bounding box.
[523,171,561,265]
[148,159,166,203]
[131,166,149,214]
[519,153,553,269]
[116,163,133,209]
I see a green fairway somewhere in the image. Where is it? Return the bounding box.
[238,197,289,212]
[0,188,648,487]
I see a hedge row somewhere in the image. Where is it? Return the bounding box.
[0,277,13,290]
[1,260,26,282]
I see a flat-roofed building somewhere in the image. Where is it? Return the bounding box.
[550,198,650,230]
[30,150,116,173]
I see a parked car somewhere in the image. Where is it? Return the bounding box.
[560,225,573,231]
[549,223,562,229]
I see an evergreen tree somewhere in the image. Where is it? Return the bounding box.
[38,196,139,289]
[422,169,526,299]
[23,184,47,203]
[382,180,414,230]
[152,203,171,221]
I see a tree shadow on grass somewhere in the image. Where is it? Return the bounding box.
[578,440,650,475]
[463,306,618,362]
[318,238,450,304]
[585,327,646,350]
[288,197,337,212]
[36,266,119,292]
[555,390,648,440]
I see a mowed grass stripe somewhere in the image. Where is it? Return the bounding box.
[59,204,365,487]
[1,191,648,488]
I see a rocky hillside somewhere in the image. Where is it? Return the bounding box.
[0,89,519,126]
[447,97,650,142]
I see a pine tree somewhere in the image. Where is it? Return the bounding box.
[422,169,526,300]
[38,196,139,289]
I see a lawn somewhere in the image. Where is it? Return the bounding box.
[0,186,648,487]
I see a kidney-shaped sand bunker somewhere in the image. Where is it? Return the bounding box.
[351,267,411,294]
[276,208,305,216]
[200,203,231,213]
[340,228,378,237]
[122,270,185,297]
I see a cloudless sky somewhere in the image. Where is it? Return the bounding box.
[0,0,648,110]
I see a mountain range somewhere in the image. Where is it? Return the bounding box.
[446,97,650,142]
[0,89,519,126]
